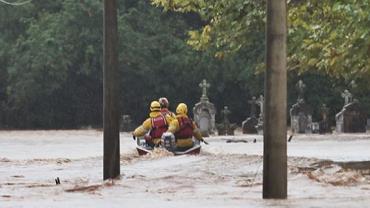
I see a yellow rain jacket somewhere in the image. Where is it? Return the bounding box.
[167,114,203,148]
[133,111,172,145]
[160,108,176,122]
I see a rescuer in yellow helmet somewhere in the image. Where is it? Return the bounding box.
[132,101,172,147]
[165,103,206,151]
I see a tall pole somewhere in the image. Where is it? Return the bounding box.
[103,0,120,180]
[263,0,287,198]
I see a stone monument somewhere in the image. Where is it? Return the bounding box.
[341,89,353,106]
[193,79,216,137]
[256,94,264,133]
[216,106,237,135]
[319,104,332,134]
[336,95,367,133]
[296,79,306,100]
[120,114,134,132]
[290,80,312,133]
[311,122,320,133]
[242,96,258,134]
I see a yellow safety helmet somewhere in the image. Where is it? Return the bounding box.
[176,103,188,115]
[150,101,161,112]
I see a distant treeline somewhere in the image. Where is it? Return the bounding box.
[0,0,369,129]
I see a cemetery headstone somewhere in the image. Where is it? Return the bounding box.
[256,94,264,133]
[249,96,258,117]
[257,95,264,121]
[120,114,134,132]
[290,80,312,133]
[311,122,320,133]
[193,79,216,137]
[221,106,231,124]
[217,106,237,135]
[341,89,353,106]
[336,99,367,133]
[242,96,258,134]
[319,104,332,134]
[296,79,306,100]
[290,99,312,133]
[242,117,258,134]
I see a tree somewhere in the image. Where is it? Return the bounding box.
[118,0,262,123]
[289,0,370,77]
[151,0,265,58]
[2,0,368,129]
[151,0,370,78]
[2,0,103,128]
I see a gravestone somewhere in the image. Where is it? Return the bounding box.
[217,106,237,135]
[296,79,306,100]
[242,96,258,134]
[221,106,231,125]
[256,95,264,133]
[290,80,312,134]
[193,79,216,137]
[336,99,367,133]
[290,99,312,133]
[120,114,134,132]
[199,111,211,136]
[311,122,320,133]
[242,117,258,134]
[319,104,332,134]
[341,89,353,106]
[248,96,258,117]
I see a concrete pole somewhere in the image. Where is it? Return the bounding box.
[263,0,287,199]
[103,0,120,180]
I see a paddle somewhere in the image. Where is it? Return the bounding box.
[201,139,209,145]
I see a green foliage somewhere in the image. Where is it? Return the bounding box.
[1,0,369,129]
[0,0,258,128]
[118,1,258,122]
[2,0,103,128]
[152,0,265,58]
[152,0,370,79]
[289,0,370,78]
[150,0,370,121]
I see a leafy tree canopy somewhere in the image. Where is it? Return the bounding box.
[0,0,368,129]
[152,0,370,78]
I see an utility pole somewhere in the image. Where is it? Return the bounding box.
[103,0,120,180]
[263,0,287,198]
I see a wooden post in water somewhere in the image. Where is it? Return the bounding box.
[103,0,120,180]
[263,0,287,198]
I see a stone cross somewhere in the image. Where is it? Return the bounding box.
[341,89,353,105]
[248,96,258,117]
[199,79,210,100]
[320,104,329,121]
[296,80,306,100]
[221,106,231,125]
[257,95,264,119]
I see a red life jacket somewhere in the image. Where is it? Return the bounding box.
[160,108,173,117]
[175,117,194,139]
[149,115,168,139]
